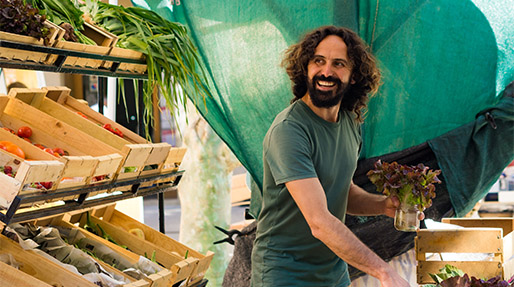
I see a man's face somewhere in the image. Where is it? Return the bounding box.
[306,35,353,108]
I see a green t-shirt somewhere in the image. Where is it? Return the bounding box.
[251,100,362,287]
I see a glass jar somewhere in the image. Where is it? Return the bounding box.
[394,202,420,232]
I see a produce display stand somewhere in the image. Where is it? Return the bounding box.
[9,86,173,182]
[415,217,514,284]
[0,38,210,286]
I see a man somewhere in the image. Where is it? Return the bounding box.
[251,26,413,287]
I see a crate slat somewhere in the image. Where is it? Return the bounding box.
[0,234,96,287]
[416,218,514,284]
[0,261,52,287]
[416,228,503,254]
[417,261,503,284]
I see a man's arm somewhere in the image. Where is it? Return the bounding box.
[346,182,397,217]
[286,178,410,287]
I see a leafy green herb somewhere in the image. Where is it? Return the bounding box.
[367,160,441,210]
[0,0,49,40]
[25,0,95,44]
[82,0,210,139]
[423,264,514,287]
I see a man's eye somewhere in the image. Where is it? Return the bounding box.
[335,62,346,67]
[314,59,323,64]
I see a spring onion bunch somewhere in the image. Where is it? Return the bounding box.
[82,0,210,138]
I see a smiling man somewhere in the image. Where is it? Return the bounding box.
[250,26,413,287]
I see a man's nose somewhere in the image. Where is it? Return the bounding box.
[320,64,334,77]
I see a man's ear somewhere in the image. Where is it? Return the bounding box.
[350,75,356,85]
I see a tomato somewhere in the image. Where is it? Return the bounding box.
[113,128,124,138]
[17,126,32,138]
[43,147,55,155]
[0,141,25,159]
[1,127,15,134]
[34,143,45,149]
[52,147,65,156]
[22,137,32,143]
[103,123,113,132]
[40,182,53,189]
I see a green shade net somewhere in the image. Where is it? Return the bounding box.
[133,0,514,218]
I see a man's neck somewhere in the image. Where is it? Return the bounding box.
[301,95,341,123]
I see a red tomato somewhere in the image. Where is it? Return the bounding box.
[43,148,55,155]
[0,141,25,159]
[17,126,32,138]
[103,123,113,132]
[1,127,15,134]
[34,143,45,149]
[52,147,65,156]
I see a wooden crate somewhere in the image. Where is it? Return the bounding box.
[105,47,147,74]
[0,231,148,286]
[35,86,172,182]
[0,93,123,190]
[82,21,118,48]
[0,150,64,209]
[69,204,213,286]
[0,260,52,287]
[30,215,163,287]
[0,21,64,63]
[416,217,514,284]
[54,37,111,69]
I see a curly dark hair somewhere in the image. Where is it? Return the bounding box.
[282,26,381,122]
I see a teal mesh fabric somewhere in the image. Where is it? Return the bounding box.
[133,0,514,218]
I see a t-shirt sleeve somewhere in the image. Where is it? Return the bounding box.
[264,120,317,185]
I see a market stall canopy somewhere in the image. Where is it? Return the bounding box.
[133,0,514,218]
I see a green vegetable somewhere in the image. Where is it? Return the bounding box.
[423,264,514,287]
[26,0,95,44]
[367,160,441,210]
[0,0,49,40]
[81,0,210,139]
[429,264,465,284]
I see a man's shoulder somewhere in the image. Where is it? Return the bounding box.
[271,101,307,126]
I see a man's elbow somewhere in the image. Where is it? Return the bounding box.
[308,217,330,240]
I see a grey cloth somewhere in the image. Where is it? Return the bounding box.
[222,221,256,287]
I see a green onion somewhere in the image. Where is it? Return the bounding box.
[82,0,210,139]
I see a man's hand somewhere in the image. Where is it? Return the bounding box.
[380,268,413,287]
[383,196,425,221]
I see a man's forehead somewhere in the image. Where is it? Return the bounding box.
[313,36,350,61]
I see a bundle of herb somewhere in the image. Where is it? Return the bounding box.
[82,0,210,138]
[0,0,49,40]
[424,264,514,287]
[366,160,441,210]
[25,0,95,44]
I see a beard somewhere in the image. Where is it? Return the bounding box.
[307,75,349,108]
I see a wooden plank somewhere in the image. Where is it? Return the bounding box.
[82,22,118,47]
[0,234,96,287]
[416,228,503,254]
[0,172,22,208]
[77,212,198,284]
[3,96,120,156]
[91,154,123,177]
[15,160,63,184]
[8,88,47,109]
[0,261,52,287]
[417,261,502,284]
[108,209,204,259]
[442,217,514,235]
